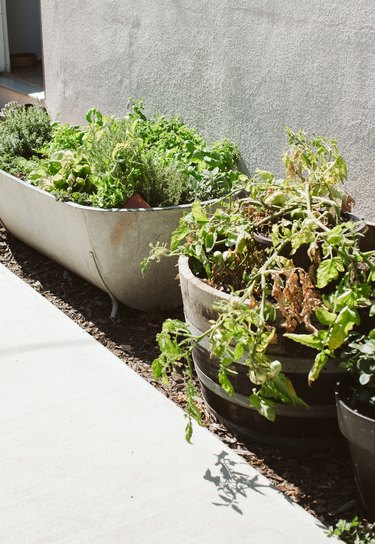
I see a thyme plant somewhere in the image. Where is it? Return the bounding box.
[0,102,52,159]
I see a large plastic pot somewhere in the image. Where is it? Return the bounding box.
[336,377,375,521]
[179,256,343,448]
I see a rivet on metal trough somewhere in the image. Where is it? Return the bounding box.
[89,250,119,320]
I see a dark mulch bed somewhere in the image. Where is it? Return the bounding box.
[1,225,374,540]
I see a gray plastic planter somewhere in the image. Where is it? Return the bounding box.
[0,170,194,312]
[336,378,375,521]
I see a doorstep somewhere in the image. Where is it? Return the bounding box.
[0,73,45,107]
[0,263,335,544]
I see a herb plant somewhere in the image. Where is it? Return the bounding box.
[327,516,375,544]
[28,101,242,208]
[0,154,40,180]
[146,128,375,440]
[128,99,241,201]
[0,102,52,159]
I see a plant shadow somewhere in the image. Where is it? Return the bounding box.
[203,450,272,515]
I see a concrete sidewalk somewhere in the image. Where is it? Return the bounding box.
[0,263,333,543]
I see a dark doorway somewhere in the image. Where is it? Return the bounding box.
[5,0,43,87]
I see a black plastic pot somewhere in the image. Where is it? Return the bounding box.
[335,377,375,521]
[253,212,367,270]
[359,220,375,251]
[253,230,311,269]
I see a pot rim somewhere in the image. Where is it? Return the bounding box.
[335,376,375,423]
[178,255,232,302]
[254,212,366,246]
[0,168,218,213]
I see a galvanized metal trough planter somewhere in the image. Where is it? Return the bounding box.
[0,169,194,314]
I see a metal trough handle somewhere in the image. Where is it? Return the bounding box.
[89,250,119,320]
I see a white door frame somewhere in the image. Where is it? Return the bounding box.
[0,0,10,72]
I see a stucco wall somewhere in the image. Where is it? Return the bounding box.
[6,0,42,59]
[40,1,375,218]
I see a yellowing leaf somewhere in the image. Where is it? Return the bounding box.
[315,307,337,325]
[328,323,347,351]
[308,352,329,384]
[191,201,208,224]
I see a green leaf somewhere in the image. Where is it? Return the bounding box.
[151,357,163,379]
[221,357,234,367]
[75,177,86,190]
[170,227,188,250]
[188,403,203,424]
[328,324,347,351]
[205,232,216,251]
[233,343,245,361]
[284,332,324,350]
[326,225,343,245]
[191,201,209,224]
[218,369,234,396]
[185,421,193,443]
[249,394,276,421]
[338,307,360,327]
[272,374,305,404]
[256,170,274,182]
[328,307,360,351]
[315,307,337,325]
[235,235,246,254]
[308,351,329,384]
[86,108,103,126]
[316,257,344,289]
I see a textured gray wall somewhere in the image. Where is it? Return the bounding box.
[40,1,375,218]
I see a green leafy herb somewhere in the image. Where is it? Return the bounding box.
[26,99,243,208]
[0,102,51,159]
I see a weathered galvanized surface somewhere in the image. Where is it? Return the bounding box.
[0,170,191,311]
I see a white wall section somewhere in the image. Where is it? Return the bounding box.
[40,1,375,218]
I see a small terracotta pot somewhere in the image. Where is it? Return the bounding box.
[121,193,151,209]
